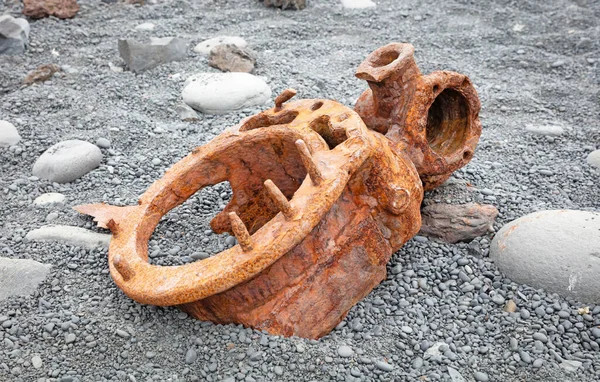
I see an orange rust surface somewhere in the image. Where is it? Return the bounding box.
[75,43,481,339]
[354,43,482,190]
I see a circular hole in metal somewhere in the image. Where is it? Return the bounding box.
[426,88,470,158]
[371,49,400,67]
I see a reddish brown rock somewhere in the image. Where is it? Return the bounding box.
[23,64,60,85]
[23,0,79,19]
[209,44,257,73]
[419,202,498,243]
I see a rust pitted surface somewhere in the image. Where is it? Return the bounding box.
[75,43,482,339]
[354,42,482,190]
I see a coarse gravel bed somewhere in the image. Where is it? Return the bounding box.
[1,0,599,381]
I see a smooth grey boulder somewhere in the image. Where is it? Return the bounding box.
[491,210,600,304]
[0,15,30,55]
[32,140,102,183]
[586,149,600,169]
[0,120,21,146]
[26,225,111,249]
[0,257,51,301]
[118,37,187,73]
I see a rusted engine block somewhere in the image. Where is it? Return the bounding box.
[76,43,481,339]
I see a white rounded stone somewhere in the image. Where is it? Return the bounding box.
[135,22,155,31]
[490,210,600,304]
[25,225,111,249]
[32,140,102,183]
[586,149,600,169]
[34,193,66,206]
[193,36,247,55]
[0,120,21,147]
[341,0,376,9]
[182,72,271,114]
[524,124,565,136]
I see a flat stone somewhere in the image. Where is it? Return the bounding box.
[0,120,21,147]
[175,103,199,121]
[34,193,66,206]
[22,0,80,19]
[118,37,187,73]
[525,124,565,136]
[0,15,30,55]
[419,203,498,243]
[0,257,52,301]
[341,0,376,8]
[182,72,271,114]
[491,210,600,304]
[560,360,582,372]
[424,342,447,359]
[193,36,247,55]
[209,44,256,73]
[586,150,600,169]
[25,225,111,249]
[32,140,102,183]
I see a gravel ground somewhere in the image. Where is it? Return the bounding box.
[1,0,599,381]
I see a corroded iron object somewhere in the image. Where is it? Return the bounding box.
[354,43,482,190]
[76,43,481,339]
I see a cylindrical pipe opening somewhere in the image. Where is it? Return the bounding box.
[426,88,470,158]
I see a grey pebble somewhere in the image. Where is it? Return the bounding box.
[116,329,130,339]
[95,138,111,148]
[411,357,423,369]
[532,332,548,343]
[185,348,197,364]
[375,361,393,372]
[518,350,532,364]
[65,333,76,344]
[338,345,353,358]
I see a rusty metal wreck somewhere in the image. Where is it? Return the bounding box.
[75,43,482,339]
